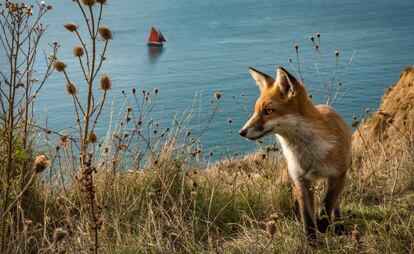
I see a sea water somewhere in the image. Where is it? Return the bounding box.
[12,0,414,158]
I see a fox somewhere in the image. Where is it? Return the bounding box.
[239,66,352,242]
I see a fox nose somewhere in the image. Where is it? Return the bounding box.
[238,129,247,137]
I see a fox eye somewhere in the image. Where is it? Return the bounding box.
[264,109,274,115]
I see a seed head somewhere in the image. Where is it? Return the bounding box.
[316,32,320,38]
[214,91,221,100]
[154,88,159,94]
[270,213,279,221]
[352,116,360,128]
[97,0,106,4]
[49,53,56,61]
[82,0,95,6]
[98,26,113,40]
[208,151,213,156]
[54,60,66,72]
[266,220,276,238]
[131,88,136,94]
[227,118,232,124]
[24,219,33,228]
[124,132,129,138]
[89,131,97,143]
[190,191,197,198]
[53,228,67,244]
[383,223,390,233]
[64,22,78,32]
[294,44,299,50]
[66,82,77,95]
[73,45,84,57]
[33,155,48,173]
[196,148,203,154]
[100,73,112,91]
[335,50,340,57]
[309,36,314,42]
[147,192,155,199]
[352,225,360,243]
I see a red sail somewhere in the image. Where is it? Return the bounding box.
[148,27,159,42]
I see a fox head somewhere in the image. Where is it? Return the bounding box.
[239,66,310,140]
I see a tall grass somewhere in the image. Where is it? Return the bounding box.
[0,2,55,252]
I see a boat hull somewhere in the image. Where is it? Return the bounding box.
[147,41,163,47]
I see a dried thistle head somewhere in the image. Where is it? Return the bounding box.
[185,130,191,138]
[98,26,113,41]
[214,91,221,100]
[384,223,390,232]
[309,36,315,42]
[60,135,68,144]
[100,73,112,91]
[73,45,84,57]
[266,220,276,238]
[64,22,78,32]
[270,213,279,221]
[33,155,48,173]
[53,228,67,244]
[82,0,96,6]
[66,82,77,95]
[352,116,360,128]
[352,225,360,243]
[96,0,107,4]
[24,219,33,228]
[54,60,66,72]
[89,131,97,143]
[294,44,299,50]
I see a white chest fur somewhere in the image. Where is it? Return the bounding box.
[274,116,335,182]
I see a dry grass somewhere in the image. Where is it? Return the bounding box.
[13,125,413,253]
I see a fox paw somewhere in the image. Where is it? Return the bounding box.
[317,217,330,233]
[333,222,345,235]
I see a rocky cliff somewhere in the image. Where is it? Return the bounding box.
[353,66,414,155]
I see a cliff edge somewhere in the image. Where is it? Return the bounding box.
[353,66,414,155]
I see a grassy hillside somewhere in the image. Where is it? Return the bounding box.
[21,66,412,254]
[1,1,413,253]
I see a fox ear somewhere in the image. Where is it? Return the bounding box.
[275,67,298,97]
[248,67,275,91]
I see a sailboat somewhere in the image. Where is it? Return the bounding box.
[147,27,166,46]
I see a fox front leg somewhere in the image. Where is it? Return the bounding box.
[293,179,317,243]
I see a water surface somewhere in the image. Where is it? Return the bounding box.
[27,0,414,158]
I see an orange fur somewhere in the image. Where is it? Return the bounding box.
[240,66,352,242]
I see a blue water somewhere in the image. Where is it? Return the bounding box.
[20,0,414,158]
